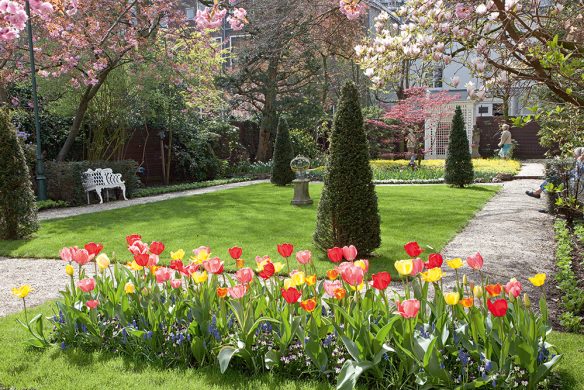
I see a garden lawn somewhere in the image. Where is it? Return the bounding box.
[0,183,499,276]
[0,303,582,390]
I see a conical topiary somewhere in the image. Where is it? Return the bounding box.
[313,82,381,255]
[444,106,474,187]
[271,118,295,186]
[0,108,39,239]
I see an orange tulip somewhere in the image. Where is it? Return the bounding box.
[235,258,245,269]
[306,274,317,286]
[334,288,346,300]
[485,284,502,297]
[459,297,474,308]
[326,269,339,280]
[216,287,228,298]
[300,298,317,312]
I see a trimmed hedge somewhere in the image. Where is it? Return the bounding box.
[45,160,140,206]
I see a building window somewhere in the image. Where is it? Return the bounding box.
[185,7,195,21]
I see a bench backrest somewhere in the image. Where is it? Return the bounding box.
[82,168,123,190]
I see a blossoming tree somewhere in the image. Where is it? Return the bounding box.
[356,0,584,108]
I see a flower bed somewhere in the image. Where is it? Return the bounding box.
[14,238,560,389]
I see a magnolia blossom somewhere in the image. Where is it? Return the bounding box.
[339,0,367,21]
[451,75,460,87]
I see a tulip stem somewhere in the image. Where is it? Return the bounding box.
[22,298,28,323]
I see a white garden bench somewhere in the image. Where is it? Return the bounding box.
[81,168,128,204]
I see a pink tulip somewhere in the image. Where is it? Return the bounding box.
[296,250,312,265]
[193,246,210,257]
[411,258,425,276]
[203,257,224,274]
[86,299,99,310]
[467,252,484,270]
[341,265,364,286]
[505,278,522,298]
[59,247,74,262]
[72,248,92,265]
[228,284,247,299]
[128,240,149,255]
[235,267,254,284]
[77,278,96,293]
[342,245,358,261]
[155,267,172,283]
[396,299,420,318]
[147,254,159,267]
[170,279,182,289]
[323,280,343,297]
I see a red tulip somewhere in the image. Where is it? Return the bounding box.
[505,278,522,298]
[155,267,172,283]
[72,248,92,265]
[342,245,357,261]
[404,241,423,257]
[341,264,364,286]
[277,243,294,258]
[371,272,391,290]
[467,252,484,270]
[77,278,96,293]
[327,247,344,263]
[300,298,317,312]
[487,299,508,317]
[86,300,100,310]
[258,262,275,279]
[281,287,302,304]
[149,241,165,255]
[183,263,199,276]
[425,253,443,269]
[169,259,185,273]
[396,299,420,318]
[134,253,150,267]
[235,267,254,284]
[128,240,149,256]
[126,234,142,246]
[84,242,103,256]
[228,246,242,259]
[203,257,224,275]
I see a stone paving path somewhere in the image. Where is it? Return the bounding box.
[1,164,555,317]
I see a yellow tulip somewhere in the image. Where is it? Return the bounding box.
[306,274,317,286]
[473,285,483,298]
[192,271,208,284]
[273,262,284,273]
[523,293,531,308]
[126,261,143,271]
[124,282,135,294]
[420,268,443,283]
[11,285,32,299]
[354,260,368,271]
[65,264,74,276]
[444,291,460,306]
[528,273,546,287]
[394,260,413,276]
[96,253,110,271]
[291,271,306,286]
[462,274,468,285]
[349,282,365,291]
[447,258,464,269]
[171,249,185,261]
[283,278,294,290]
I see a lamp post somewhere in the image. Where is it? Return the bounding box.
[24,0,47,200]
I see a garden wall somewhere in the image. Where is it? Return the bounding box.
[477,116,548,159]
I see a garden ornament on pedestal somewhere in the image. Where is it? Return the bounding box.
[290,156,313,206]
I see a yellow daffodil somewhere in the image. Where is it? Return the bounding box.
[354,260,368,271]
[96,253,110,271]
[446,258,464,269]
[306,274,317,286]
[394,260,413,276]
[124,282,135,294]
[528,273,546,287]
[192,271,208,284]
[273,262,284,273]
[11,285,32,299]
[126,261,143,271]
[444,291,460,306]
[473,285,483,298]
[420,268,443,283]
[171,249,185,261]
[65,264,74,276]
[291,271,306,286]
[283,278,294,290]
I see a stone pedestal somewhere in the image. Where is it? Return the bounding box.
[291,179,313,206]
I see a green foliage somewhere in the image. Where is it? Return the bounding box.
[133,178,252,198]
[36,199,69,211]
[44,160,140,206]
[289,128,321,160]
[314,82,381,254]
[544,159,583,221]
[271,119,295,186]
[0,108,39,239]
[536,104,584,158]
[444,106,474,187]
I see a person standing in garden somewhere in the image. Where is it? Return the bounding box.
[498,124,513,159]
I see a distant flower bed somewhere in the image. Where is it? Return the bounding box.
[14,238,559,389]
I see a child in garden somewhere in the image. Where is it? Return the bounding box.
[498,124,513,159]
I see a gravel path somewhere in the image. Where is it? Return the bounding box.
[1,164,555,317]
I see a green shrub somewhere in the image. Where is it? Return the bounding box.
[270,119,295,186]
[44,160,140,206]
[444,106,474,187]
[289,128,321,160]
[314,82,381,255]
[37,199,69,211]
[0,108,39,239]
[133,177,252,198]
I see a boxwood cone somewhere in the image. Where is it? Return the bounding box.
[0,108,39,239]
[444,106,474,187]
[270,118,295,186]
[314,81,381,254]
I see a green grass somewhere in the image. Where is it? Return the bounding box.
[0,303,582,390]
[0,183,499,276]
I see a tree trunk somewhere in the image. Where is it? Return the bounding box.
[255,58,279,162]
[0,83,8,104]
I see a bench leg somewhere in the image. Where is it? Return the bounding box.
[121,184,128,201]
[86,191,90,205]
[96,189,104,204]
